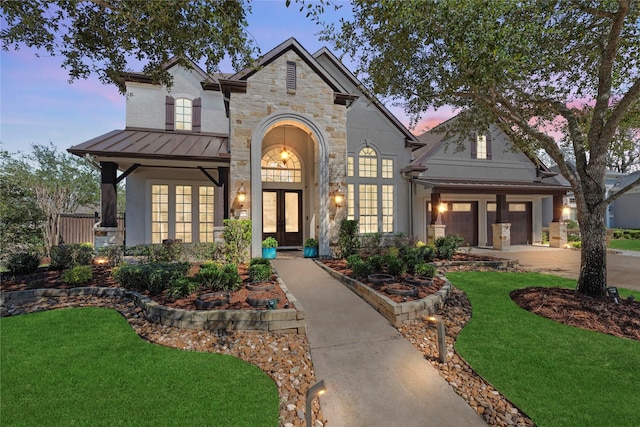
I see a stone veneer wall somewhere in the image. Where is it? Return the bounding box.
[228,50,348,256]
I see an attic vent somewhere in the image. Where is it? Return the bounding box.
[286,61,296,92]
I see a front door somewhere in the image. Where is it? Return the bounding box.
[262,190,302,247]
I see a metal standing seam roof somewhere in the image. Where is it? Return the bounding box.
[68,128,230,161]
[413,178,570,194]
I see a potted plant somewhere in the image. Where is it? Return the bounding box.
[262,237,278,259]
[304,238,319,258]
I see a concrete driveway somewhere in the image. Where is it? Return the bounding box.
[472,246,640,291]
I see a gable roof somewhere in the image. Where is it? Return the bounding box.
[313,47,421,148]
[117,56,221,90]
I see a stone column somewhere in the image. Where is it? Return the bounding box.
[427,224,446,244]
[492,223,511,250]
[549,221,567,248]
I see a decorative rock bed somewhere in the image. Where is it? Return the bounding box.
[0,277,306,334]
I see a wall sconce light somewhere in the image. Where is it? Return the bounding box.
[237,182,246,206]
[438,203,447,214]
[562,204,570,217]
[427,316,447,363]
[334,186,345,208]
[305,379,327,427]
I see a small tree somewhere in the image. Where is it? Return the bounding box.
[223,219,252,265]
[337,219,360,259]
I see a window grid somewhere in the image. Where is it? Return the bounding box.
[151,185,169,244]
[175,98,192,131]
[358,184,378,234]
[382,185,394,233]
[347,184,355,220]
[175,185,192,243]
[347,156,354,177]
[261,147,302,182]
[199,186,215,242]
[476,134,487,159]
[382,158,393,179]
[358,147,378,178]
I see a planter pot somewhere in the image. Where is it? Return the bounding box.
[194,292,230,309]
[303,247,318,258]
[385,284,418,297]
[247,292,280,309]
[246,281,275,291]
[368,273,395,285]
[262,247,277,259]
[405,276,434,287]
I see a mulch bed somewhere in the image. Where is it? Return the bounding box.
[511,287,640,341]
[0,264,288,311]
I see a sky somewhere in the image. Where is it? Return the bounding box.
[0,1,455,155]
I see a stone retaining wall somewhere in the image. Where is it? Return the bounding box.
[0,278,306,334]
[315,261,452,327]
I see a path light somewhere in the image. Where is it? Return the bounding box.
[305,379,327,427]
[428,316,447,363]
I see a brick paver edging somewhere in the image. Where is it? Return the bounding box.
[0,277,306,334]
[314,261,452,327]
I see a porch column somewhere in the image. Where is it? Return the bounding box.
[219,167,230,221]
[427,192,446,243]
[549,194,567,248]
[493,194,511,250]
[100,162,118,227]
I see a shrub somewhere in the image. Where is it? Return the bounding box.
[386,257,407,276]
[249,257,271,267]
[50,243,94,270]
[249,264,272,282]
[223,219,252,265]
[62,265,93,285]
[419,244,437,263]
[366,254,385,272]
[167,277,200,299]
[351,260,373,279]
[196,262,221,289]
[337,219,360,259]
[112,262,190,295]
[401,247,422,274]
[304,238,319,248]
[435,235,464,260]
[215,263,242,291]
[415,263,436,278]
[346,254,362,269]
[96,245,123,267]
[262,237,278,248]
[360,232,383,255]
[183,242,224,262]
[6,252,40,275]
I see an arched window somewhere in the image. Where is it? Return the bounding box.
[261,147,302,182]
[359,147,377,178]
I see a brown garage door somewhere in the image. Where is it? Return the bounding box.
[487,202,532,245]
[428,201,478,246]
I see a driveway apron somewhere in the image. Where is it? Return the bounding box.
[273,258,486,427]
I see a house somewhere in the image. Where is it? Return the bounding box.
[69,38,420,257]
[408,117,571,248]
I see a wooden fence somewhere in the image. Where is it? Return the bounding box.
[58,213,125,245]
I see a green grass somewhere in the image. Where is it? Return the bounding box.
[448,272,640,427]
[609,239,640,251]
[1,308,279,427]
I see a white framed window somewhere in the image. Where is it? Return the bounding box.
[382,185,394,233]
[358,184,378,233]
[175,98,193,130]
[150,183,215,244]
[347,156,354,177]
[476,134,487,159]
[347,184,355,220]
[358,147,377,178]
[261,147,302,182]
[382,158,393,179]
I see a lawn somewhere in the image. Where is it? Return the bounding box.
[609,239,640,251]
[0,308,279,427]
[448,272,640,427]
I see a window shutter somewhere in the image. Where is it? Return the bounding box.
[486,131,492,160]
[192,97,202,133]
[165,96,175,131]
[470,132,477,159]
[286,61,296,91]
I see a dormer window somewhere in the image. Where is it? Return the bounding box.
[175,98,192,131]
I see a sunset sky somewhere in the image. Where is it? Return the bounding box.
[0,1,455,155]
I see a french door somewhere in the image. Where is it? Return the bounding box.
[262,190,302,247]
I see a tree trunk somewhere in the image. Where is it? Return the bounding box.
[575,179,608,297]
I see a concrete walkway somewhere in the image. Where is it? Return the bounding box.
[273,258,486,427]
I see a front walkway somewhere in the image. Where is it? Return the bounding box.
[273,258,486,427]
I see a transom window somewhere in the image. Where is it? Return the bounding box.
[175,98,192,130]
[261,147,302,182]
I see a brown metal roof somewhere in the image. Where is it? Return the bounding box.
[413,178,569,195]
[68,128,230,162]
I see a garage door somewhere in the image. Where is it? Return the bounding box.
[429,201,478,246]
[487,202,532,245]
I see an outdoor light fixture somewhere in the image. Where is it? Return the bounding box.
[237,182,246,206]
[428,316,447,363]
[438,203,447,213]
[334,185,345,208]
[562,204,571,218]
[305,379,327,427]
[281,125,290,164]
[93,256,109,265]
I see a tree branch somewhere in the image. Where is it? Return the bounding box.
[603,171,640,205]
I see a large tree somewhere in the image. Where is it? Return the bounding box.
[1,0,258,92]
[0,144,100,256]
[324,0,640,296]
